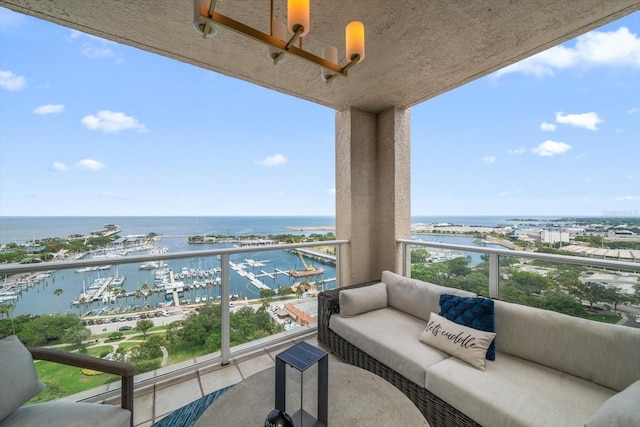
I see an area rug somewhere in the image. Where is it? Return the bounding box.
[151,385,234,427]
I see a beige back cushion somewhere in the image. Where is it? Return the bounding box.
[494,300,640,392]
[381,270,476,322]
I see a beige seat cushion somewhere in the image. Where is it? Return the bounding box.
[425,352,615,427]
[0,402,131,427]
[330,306,449,387]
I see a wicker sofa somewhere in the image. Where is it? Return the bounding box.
[318,270,640,427]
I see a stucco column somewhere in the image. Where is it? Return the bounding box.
[336,107,411,285]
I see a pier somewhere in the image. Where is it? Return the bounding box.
[285,248,336,265]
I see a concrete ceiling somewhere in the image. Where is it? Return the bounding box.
[2,0,639,113]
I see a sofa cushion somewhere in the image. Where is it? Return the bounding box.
[439,294,495,360]
[0,401,131,427]
[425,352,616,427]
[585,380,640,427]
[339,282,387,317]
[494,300,640,392]
[381,270,475,322]
[0,335,45,422]
[330,306,449,387]
[419,313,495,371]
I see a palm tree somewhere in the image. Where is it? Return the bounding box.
[119,288,128,302]
[54,288,63,313]
[0,304,14,319]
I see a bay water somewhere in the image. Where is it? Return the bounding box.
[0,216,518,316]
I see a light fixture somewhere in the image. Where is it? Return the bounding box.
[193,0,365,83]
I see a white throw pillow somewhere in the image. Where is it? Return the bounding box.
[0,335,46,421]
[339,282,388,317]
[585,380,640,427]
[419,313,496,371]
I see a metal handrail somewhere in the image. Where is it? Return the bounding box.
[398,239,639,299]
[1,240,348,367]
[0,240,349,276]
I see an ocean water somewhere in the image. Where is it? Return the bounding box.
[0,215,565,245]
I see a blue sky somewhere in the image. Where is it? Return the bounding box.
[1,8,638,217]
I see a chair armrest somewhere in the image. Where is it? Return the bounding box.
[28,347,134,427]
[317,280,379,346]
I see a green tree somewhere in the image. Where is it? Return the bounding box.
[259,289,276,299]
[510,271,550,295]
[108,331,124,341]
[132,334,164,360]
[411,249,430,263]
[0,304,14,320]
[278,286,293,296]
[63,324,91,352]
[54,288,64,313]
[447,256,472,277]
[136,319,155,337]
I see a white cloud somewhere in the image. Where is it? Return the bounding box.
[76,159,105,170]
[495,26,640,77]
[81,44,116,59]
[51,162,68,172]
[540,122,557,131]
[508,148,526,155]
[33,104,65,115]
[531,140,572,157]
[555,111,603,131]
[629,107,639,114]
[614,195,640,201]
[0,70,27,91]
[81,110,147,133]
[260,154,287,167]
[482,156,497,164]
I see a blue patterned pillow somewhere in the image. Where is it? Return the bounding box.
[439,294,495,360]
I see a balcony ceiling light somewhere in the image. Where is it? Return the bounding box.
[193,0,365,83]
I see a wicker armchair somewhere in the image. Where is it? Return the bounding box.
[0,336,134,427]
[28,347,134,427]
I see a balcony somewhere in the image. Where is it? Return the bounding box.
[1,237,638,425]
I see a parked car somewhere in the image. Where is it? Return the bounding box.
[118,325,132,331]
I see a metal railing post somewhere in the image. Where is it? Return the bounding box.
[220,253,231,365]
[402,242,411,277]
[488,253,500,299]
[336,243,343,288]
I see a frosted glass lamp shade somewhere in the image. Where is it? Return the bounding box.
[321,46,338,81]
[268,20,288,61]
[345,21,365,61]
[288,0,310,37]
[193,0,217,37]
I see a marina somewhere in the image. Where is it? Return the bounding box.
[0,238,338,317]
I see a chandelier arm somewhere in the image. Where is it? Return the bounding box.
[201,0,218,40]
[204,11,346,77]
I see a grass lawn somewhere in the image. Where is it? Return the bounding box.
[166,343,207,364]
[31,360,119,403]
[87,345,113,357]
[588,314,621,324]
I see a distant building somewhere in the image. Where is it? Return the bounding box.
[541,230,570,245]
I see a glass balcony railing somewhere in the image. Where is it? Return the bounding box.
[0,240,347,403]
[399,239,640,325]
